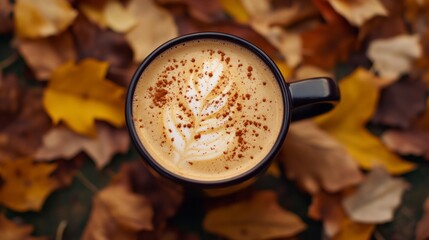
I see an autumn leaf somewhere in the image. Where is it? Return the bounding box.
[0,214,47,240]
[0,74,21,127]
[35,123,130,169]
[343,166,408,223]
[279,120,363,194]
[156,0,226,23]
[416,197,429,240]
[294,65,333,81]
[0,88,51,162]
[332,218,375,240]
[0,0,13,34]
[358,16,408,48]
[203,191,306,240]
[219,0,250,24]
[14,0,77,39]
[315,68,415,174]
[17,31,77,80]
[43,59,125,136]
[79,0,137,33]
[125,0,178,62]
[328,0,388,26]
[367,35,422,81]
[82,170,153,240]
[0,159,60,211]
[372,76,427,128]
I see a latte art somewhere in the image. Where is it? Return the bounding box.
[132,39,284,181]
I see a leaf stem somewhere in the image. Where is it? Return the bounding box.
[75,171,99,193]
[55,220,68,240]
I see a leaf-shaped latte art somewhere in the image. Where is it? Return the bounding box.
[163,59,235,164]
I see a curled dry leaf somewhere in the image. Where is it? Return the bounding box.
[372,76,427,128]
[17,31,76,80]
[0,159,60,211]
[43,59,125,137]
[82,167,154,240]
[203,190,306,240]
[315,68,415,174]
[279,120,363,194]
[0,0,13,33]
[343,166,409,223]
[125,0,178,62]
[416,197,429,240]
[328,0,388,26]
[0,214,47,240]
[14,0,77,39]
[156,0,226,23]
[35,123,130,169]
[367,35,422,81]
[0,89,51,162]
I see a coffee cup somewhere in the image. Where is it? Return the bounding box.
[125,32,340,195]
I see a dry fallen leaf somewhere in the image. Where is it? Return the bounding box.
[125,0,178,62]
[43,59,125,136]
[315,68,415,174]
[294,65,333,81]
[308,192,345,237]
[157,0,226,23]
[0,74,21,127]
[82,167,153,240]
[279,120,363,194]
[332,218,375,240]
[382,130,429,160]
[372,76,427,128]
[0,214,47,240]
[358,16,408,48]
[343,166,408,223]
[0,89,51,162]
[416,197,429,240]
[0,0,13,33]
[328,0,388,26]
[35,123,130,169]
[0,158,60,211]
[367,35,422,81]
[219,0,250,23]
[17,31,77,80]
[14,0,77,38]
[203,190,306,240]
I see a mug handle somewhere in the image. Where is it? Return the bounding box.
[289,77,340,122]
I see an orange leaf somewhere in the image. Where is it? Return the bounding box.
[0,214,47,240]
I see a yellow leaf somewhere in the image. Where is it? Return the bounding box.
[80,3,108,28]
[315,68,415,174]
[44,59,125,136]
[0,159,58,211]
[203,191,306,240]
[14,0,77,39]
[333,219,375,240]
[219,0,250,23]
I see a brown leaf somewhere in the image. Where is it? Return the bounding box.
[309,192,345,237]
[203,190,306,240]
[125,0,178,62]
[156,0,226,23]
[416,197,429,240]
[0,74,21,127]
[17,31,77,80]
[328,0,388,26]
[82,168,154,240]
[0,89,52,162]
[71,15,133,69]
[382,129,429,161]
[343,166,408,223]
[358,16,408,48]
[372,76,427,128]
[301,20,356,70]
[294,65,333,81]
[35,123,129,169]
[0,158,61,211]
[279,121,363,194]
[0,214,47,240]
[0,0,13,33]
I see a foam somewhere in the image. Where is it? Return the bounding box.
[132,39,284,181]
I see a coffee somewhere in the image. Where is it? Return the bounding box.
[132,39,284,181]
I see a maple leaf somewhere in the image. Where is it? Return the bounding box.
[125,0,178,62]
[17,31,77,80]
[203,191,306,240]
[279,120,363,194]
[0,88,51,162]
[43,59,125,136]
[367,35,422,81]
[416,197,429,240]
[343,166,409,223]
[79,0,137,33]
[35,123,130,169]
[14,0,77,39]
[0,214,47,240]
[0,158,60,211]
[82,173,153,240]
[315,68,415,174]
[328,0,388,26]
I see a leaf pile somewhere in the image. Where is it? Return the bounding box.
[1,0,429,239]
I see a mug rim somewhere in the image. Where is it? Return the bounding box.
[125,32,291,189]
